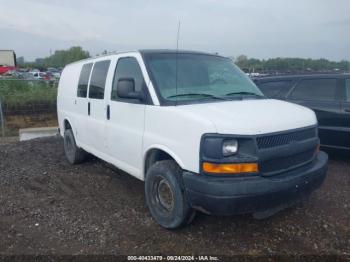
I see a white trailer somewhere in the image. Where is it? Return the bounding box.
[0,50,16,67]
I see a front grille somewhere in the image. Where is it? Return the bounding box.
[260,149,315,174]
[256,127,317,149]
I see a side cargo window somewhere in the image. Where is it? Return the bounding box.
[345,79,350,102]
[77,63,93,97]
[258,80,293,98]
[88,60,111,99]
[289,78,337,101]
[111,57,145,101]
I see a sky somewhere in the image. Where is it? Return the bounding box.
[0,0,349,61]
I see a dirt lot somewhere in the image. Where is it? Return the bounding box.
[0,137,349,256]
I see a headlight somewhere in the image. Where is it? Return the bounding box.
[222,139,238,156]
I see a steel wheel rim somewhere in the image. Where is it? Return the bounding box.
[154,177,174,212]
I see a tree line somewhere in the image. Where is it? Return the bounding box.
[17,46,90,69]
[17,46,350,73]
[234,55,350,73]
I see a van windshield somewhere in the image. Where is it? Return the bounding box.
[143,53,264,104]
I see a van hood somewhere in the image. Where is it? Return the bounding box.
[178,99,317,135]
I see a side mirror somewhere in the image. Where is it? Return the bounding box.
[117,78,143,100]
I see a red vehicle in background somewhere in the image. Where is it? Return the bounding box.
[0,66,16,75]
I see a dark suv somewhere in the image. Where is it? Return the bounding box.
[254,74,350,150]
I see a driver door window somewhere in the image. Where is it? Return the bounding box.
[111,57,145,102]
[289,79,337,101]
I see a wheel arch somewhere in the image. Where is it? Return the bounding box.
[143,145,185,179]
[62,117,75,136]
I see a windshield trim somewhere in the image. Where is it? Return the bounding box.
[141,52,264,106]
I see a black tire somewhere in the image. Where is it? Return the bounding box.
[63,129,86,164]
[145,160,195,229]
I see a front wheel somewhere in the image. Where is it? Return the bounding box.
[145,160,195,229]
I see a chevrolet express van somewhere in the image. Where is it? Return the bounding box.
[57,50,328,228]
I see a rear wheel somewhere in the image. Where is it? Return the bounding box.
[145,160,195,229]
[63,129,86,164]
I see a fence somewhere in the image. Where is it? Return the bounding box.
[0,98,4,137]
[0,79,58,138]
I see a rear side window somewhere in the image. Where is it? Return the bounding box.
[289,78,337,101]
[89,60,111,99]
[258,80,293,98]
[111,57,145,100]
[77,63,93,97]
[346,79,350,102]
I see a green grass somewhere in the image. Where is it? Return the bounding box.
[0,80,57,108]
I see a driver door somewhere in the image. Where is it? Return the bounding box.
[105,55,147,179]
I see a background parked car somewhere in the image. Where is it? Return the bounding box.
[28,71,45,80]
[254,74,350,150]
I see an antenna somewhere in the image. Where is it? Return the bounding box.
[176,21,181,51]
[175,21,181,105]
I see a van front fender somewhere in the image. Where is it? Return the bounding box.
[143,145,185,179]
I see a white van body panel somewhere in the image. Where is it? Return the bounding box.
[58,52,158,180]
[143,105,217,176]
[57,62,81,137]
[142,99,316,176]
[83,57,113,152]
[57,51,317,181]
[104,52,152,179]
[169,99,317,136]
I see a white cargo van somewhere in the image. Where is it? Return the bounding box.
[57,50,328,228]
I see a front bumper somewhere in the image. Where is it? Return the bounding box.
[183,151,328,216]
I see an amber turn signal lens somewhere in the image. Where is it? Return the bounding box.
[203,162,258,174]
[316,144,320,153]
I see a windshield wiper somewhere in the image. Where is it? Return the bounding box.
[224,91,265,98]
[166,93,227,100]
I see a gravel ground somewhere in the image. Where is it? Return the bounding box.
[0,137,349,256]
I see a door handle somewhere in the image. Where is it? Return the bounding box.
[344,108,350,113]
[107,105,110,120]
[88,102,90,116]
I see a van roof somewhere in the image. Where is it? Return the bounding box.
[65,49,225,66]
[139,49,222,56]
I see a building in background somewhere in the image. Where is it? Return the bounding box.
[16,56,24,65]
